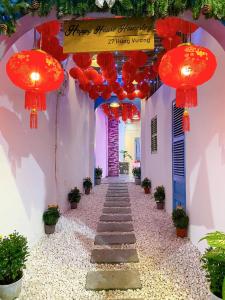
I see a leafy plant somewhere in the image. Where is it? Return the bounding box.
[83,177,92,190]
[172,207,189,229]
[200,231,225,299]
[0,232,29,285]
[95,167,103,179]
[132,167,141,178]
[120,150,132,162]
[153,185,165,203]
[141,177,151,188]
[68,187,81,203]
[43,206,60,225]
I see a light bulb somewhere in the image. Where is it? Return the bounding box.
[181,66,192,76]
[30,72,40,82]
[110,102,120,108]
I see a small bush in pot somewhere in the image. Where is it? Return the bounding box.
[132,167,141,185]
[172,207,189,238]
[200,231,225,300]
[83,177,92,195]
[154,186,165,209]
[68,187,81,209]
[95,167,103,185]
[43,205,60,234]
[0,232,29,300]
[141,177,151,194]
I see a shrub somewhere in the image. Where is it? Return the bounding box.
[95,167,103,179]
[141,177,151,188]
[68,187,81,203]
[172,208,189,229]
[83,177,93,190]
[132,167,141,178]
[0,232,29,285]
[154,186,165,203]
[43,206,60,225]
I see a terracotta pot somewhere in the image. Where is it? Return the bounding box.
[95,178,101,185]
[134,177,141,185]
[156,202,164,209]
[176,228,187,238]
[0,277,22,300]
[85,188,91,195]
[144,187,151,194]
[70,202,77,209]
[44,224,55,234]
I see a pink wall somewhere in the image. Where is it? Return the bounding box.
[95,107,108,178]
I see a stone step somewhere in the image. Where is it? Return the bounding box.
[104,201,131,207]
[97,222,134,232]
[105,197,130,202]
[100,214,132,222]
[94,233,136,245]
[85,270,142,290]
[103,207,132,214]
[106,193,129,197]
[108,187,128,190]
[90,249,139,264]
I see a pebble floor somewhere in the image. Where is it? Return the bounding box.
[17,183,211,300]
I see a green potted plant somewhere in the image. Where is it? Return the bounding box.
[172,207,189,238]
[119,150,132,174]
[154,185,165,209]
[0,232,29,300]
[141,177,151,194]
[132,167,141,185]
[83,177,92,195]
[95,167,103,185]
[68,187,81,209]
[43,205,60,234]
[200,231,225,300]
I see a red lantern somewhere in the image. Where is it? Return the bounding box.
[130,51,148,68]
[36,20,60,36]
[162,35,182,50]
[180,20,198,35]
[73,53,92,70]
[97,52,115,69]
[7,49,64,128]
[155,17,180,38]
[159,44,217,131]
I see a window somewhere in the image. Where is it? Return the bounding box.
[151,116,157,153]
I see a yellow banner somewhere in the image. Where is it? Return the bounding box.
[63,17,154,53]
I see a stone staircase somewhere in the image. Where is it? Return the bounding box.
[85,182,142,298]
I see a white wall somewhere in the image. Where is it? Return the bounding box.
[0,30,57,246]
[95,107,108,178]
[141,28,225,251]
[56,58,95,212]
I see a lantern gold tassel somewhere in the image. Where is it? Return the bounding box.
[182,109,190,132]
[30,109,38,129]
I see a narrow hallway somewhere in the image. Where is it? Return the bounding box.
[19,181,210,300]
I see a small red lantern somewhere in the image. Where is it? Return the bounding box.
[159,44,217,131]
[73,53,92,70]
[155,17,180,38]
[6,49,64,128]
[36,20,60,36]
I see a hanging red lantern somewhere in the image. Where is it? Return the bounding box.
[162,35,182,50]
[159,44,217,131]
[97,52,115,69]
[155,17,180,38]
[73,53,92,70]
[36,20,60,36]
[124,83,135,94]
[129,51,148,68]
[6,49,64,128]
[179,20,198,35]
[89,85,99,100]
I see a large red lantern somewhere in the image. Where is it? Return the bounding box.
[159,44,217,131]
[6,49,64,128]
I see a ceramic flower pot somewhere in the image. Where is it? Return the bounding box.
[85,188,91,195]
[211,292,222,300]
[135,177,141,185]
[44,224,55,234]
[156,202,164,209]
[176,228,187,238]
[95,178,101,185]
[70,202,77,209]
[0,277,22,300]
[144,187,151,194]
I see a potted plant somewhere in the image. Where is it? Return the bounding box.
[132,167,141,185]
[154,186,165,209]
[200,231,225,300]
[141,177,151,194]
[68,187,81,209]
[0,232,29,300]
[43,205,60,234]
[172,207,189,238]
[83,177,92,195]
[119,150,132,174]
[95,167,103,185]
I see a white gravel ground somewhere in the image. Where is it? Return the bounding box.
[18,182,210,300]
